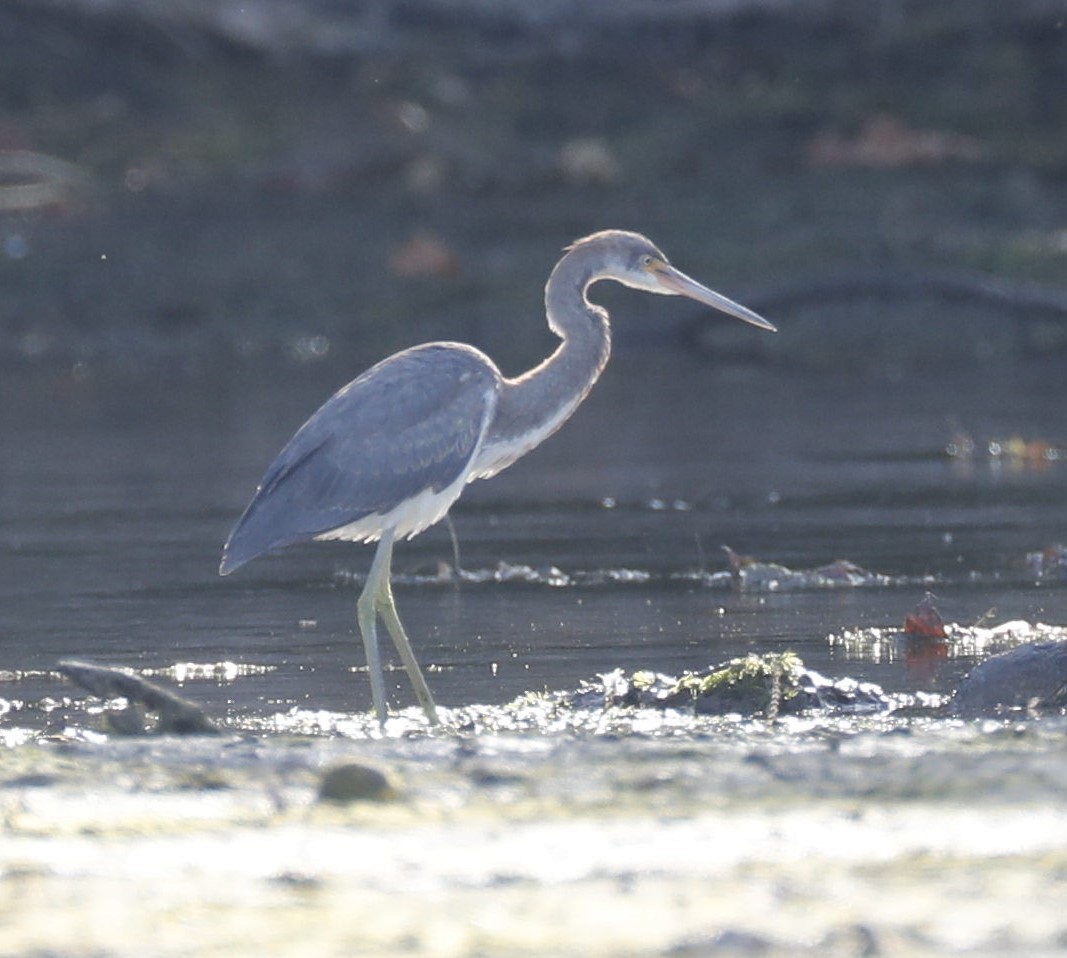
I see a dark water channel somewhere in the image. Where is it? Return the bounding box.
[2,342,1066,729]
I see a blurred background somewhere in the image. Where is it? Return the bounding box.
[1,0,1066,715]
[2,0,1066,372]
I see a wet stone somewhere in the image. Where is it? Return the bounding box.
[951,640,1067,717]
[580,654,904,719]
[317,762,398,804]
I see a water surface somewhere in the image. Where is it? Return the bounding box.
[2,348,1065,726]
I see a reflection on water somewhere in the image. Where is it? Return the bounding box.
[1,350,1066,728]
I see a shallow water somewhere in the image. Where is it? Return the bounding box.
[4,342,1067,958]
[2,347,1065,727]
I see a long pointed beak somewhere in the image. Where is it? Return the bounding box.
[655,264,777,332]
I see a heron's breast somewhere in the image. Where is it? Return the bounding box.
[470,390,583,480]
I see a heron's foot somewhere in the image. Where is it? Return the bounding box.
[413,687,441,726]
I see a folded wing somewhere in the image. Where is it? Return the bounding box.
[220,343,500,574]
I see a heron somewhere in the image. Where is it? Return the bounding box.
[220,230,776,726]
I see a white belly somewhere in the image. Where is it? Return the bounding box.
[314,466,471,545]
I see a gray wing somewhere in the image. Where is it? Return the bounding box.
[220,343,500,574]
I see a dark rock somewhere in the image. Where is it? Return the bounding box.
[951,640,1067,717]
[318,763,397,804]
[794,669,894,714]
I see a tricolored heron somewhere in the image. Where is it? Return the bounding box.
[220,230,776,726]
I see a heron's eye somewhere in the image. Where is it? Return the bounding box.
[640,254,657,270]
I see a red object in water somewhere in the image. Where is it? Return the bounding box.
[904,594,947,638]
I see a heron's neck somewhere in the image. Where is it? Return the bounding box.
[475,249,611,477]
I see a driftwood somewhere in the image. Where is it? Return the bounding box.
[57,659,219,735]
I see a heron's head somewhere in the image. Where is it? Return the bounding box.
[574,230,777,333]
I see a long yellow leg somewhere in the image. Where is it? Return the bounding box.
[373,531,441,725]
[357,529,441,726]
[377,593,440,726]
[357,537,391,725]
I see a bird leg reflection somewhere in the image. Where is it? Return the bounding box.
[357,529,441,727]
